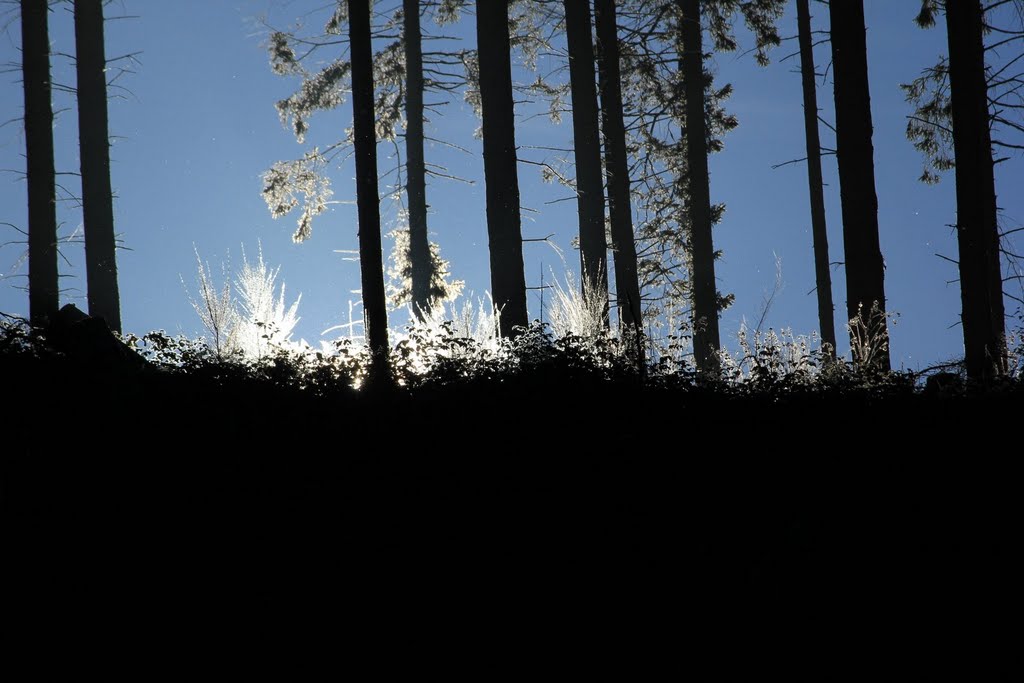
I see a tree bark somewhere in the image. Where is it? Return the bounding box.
[594,0,642,339]
[796,0,836,356]
[21,0,59,326]
[476,0,528,336]
[564,0,608,324]
[677,0,720,373]
[403,0,433,321]
[945,0,1006,381]
[349,0,391,371]
[829,0,890,370]
[75,0,122,333]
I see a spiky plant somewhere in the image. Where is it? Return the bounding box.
[184,242,301,359]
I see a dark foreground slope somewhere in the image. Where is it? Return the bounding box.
[2,340,1020,668]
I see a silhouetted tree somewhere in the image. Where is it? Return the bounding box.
[677,0,720,372]
[796,0,836,356]
[476,0,528,336]
[905,0,1015,381]
[594,0,642,339]
[674,0,784,372]
[564,0,609,324]
[403,0,433,320]
[945,0,1008,380]
[830,0,890,370]
[349,0,390,372]
[601,1,780,364]
[612,2,733,348]
[261,1,462,317]
[20,0,58,326]
[903,2,1023,186]
[74,0,122,333]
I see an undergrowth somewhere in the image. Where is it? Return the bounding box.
[4,310,1020,400]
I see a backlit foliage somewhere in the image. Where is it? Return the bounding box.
[185,244,301,359]
[901,58,955,184]
[902,1,1024,184]
[386,222,465,313]
[262,150,333,243]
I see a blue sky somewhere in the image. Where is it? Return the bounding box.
[1,0,1021,369]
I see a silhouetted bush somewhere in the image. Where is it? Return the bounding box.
[5,311,1022,403]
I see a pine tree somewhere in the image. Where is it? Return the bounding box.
[564,0,609,324]
[75,0,122,332]
[476,0,528,336]
[594,0,642,338]
[675,0,784,372]
[795,0,836,356]
[677,0,720,372]
[830,0,890,370]
[262,1,463,318]
[403,0,434,320]
[349,0,391,374]
[20,0,59,326]
[945,0,1008,380]
[904,1,1024,379]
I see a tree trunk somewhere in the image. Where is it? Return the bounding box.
[349,0,391,373]
[796,0,836,356]
[945,0,1006,381]
[75,0,122,333]
[476,0,528,336]
[564,0,608,324]
[829,0,890,371]
[21,0,59,326]
[594,0,643,339]
[677,0,720,373]
[403,0,433,321]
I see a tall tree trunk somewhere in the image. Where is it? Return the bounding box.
[796,0,836,356]
[594,0,642,338]
[677,0,720,373]
[349,0,391,373]
[829,0,890,370]
[21,0,59,326]
[75,0,122,333]
[945,0,1006,381]
[403,0,433,321]
[476,0,528,336]
[564,0,608,324]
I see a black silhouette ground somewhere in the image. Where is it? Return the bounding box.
[2,320,1019,667]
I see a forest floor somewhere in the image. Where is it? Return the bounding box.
[3,341,1020,665]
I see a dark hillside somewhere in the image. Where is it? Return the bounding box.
[2,325,1019,665]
